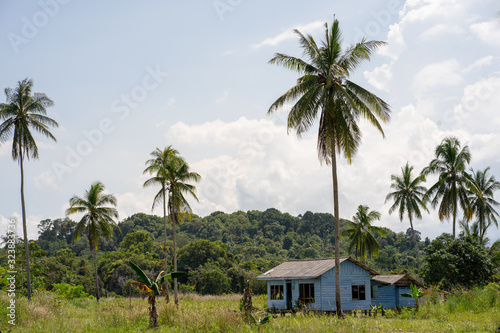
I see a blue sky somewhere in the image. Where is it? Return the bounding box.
[1,0,500,244]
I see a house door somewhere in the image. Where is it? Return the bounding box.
[286,282,292,310]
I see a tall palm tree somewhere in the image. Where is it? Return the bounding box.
[144,146,200,304]
[143,146,177,303]
[422,137,471,237]
[459,219,490,247]
[341,205,386,262]
[386,163,428,275]
[267,19,390,315]
[467,167,500,237]
[66,182,118,301]
[0,78,58,301]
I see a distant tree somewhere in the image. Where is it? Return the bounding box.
[120,230,154,254]
[189,262,231,295]
[421,233,494,290]
[0,78,59,300]
[466,167,500,238]
[177,239,232,271]
[422,137,471,237]
[267,19,391,316]
[386,163,428,275]
[341,205,386,262]
[66,182,119,301]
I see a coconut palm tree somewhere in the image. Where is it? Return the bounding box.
[143,147,177,303]
[66,182,118,301]
[341,205,386,262]
[422,137,471,237]
[0,78,58,301]
[466,167,500,237]
[144,147,200,304]
[459,219,490,246]
[386,163,428,275]
[267,19,390,315]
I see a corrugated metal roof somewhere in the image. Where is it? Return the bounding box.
[371,274,423,287]
[256,257,379,280]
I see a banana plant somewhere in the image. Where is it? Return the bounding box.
[400,284,430,311]
[247,313,272,332]
[129,261,185,328]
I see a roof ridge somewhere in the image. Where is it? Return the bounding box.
[284,256,349,262]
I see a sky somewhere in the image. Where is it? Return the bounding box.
[1,0,499,244]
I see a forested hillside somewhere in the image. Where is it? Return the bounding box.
[1,209,428,297]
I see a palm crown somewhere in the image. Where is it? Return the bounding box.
[422,136,471,237]
[268,20,390,163]
[341,205,386,261]
[0,78,58,160]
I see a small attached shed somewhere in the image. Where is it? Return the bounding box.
[256,257,379,312]
[370,274,423,308]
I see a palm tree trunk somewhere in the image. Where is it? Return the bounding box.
[452,205,456,238]
[92,246,100,302]
[173,211,178,305]
[19,149,32,301]
[408,217,422,284]
[162,188,170,303]
[169,200,179,305]
[331,136,343,318]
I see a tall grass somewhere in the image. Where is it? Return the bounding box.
[1,284,499,332]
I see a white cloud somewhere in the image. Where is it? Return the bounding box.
[470,19,500,46]
[413,59,463,96]
[364,63,393,91]
[462,55,494,73]
[440,76,500,133]
[401,0,465,23]
[378,23,406,59]
[34,170,63,191]
[215,90,229,104]
[251,21,324,49]
[166,97,176,110]
[163,117,332,216]
[420,23,463,39]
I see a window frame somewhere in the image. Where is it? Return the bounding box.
[299,283,315,304]
[352,284,366,301]
[270,284,284,300]
[371,285,379,299]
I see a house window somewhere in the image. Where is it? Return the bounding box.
[352,285,366,300]
[299,283,315,303]
[371,285,379,299]
[270,285,284,300]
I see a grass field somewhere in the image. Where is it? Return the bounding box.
[1,285,499,332]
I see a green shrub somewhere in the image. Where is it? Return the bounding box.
[52,283,95,300]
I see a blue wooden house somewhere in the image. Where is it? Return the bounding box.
[370,274,423,309]
[256,257,379,311]
[257,257,422,311]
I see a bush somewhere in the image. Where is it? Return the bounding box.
[421,234,494,290]
[52,283,95,300]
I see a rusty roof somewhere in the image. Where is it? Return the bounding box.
[256,257,379,280]
[371,274,423,287]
